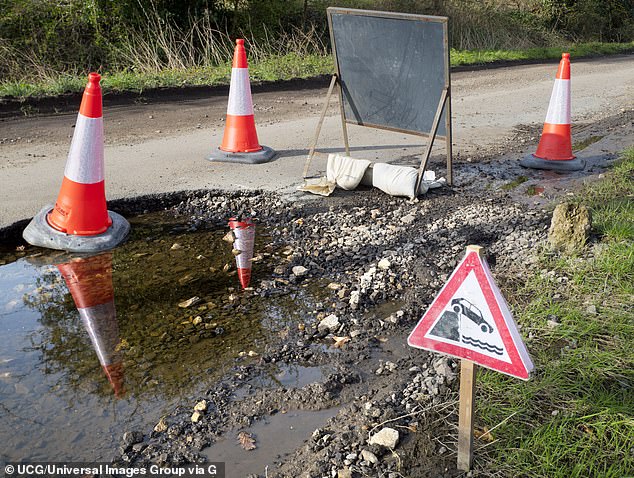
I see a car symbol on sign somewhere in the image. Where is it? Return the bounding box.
[451,298,494,334]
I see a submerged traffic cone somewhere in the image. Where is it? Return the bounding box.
[229,217,255,289]
[208,39,275,164]
[57,253,124,397]
[521,53,585,171]
[23,73,129,253]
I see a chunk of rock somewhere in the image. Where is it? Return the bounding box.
[292,265,308,277]
[368,427,399,449]
[318,314,340,333]
[349,290,360,308]
[122,431,144,447]
[178,296,200,308]
[191,411,202,423]
[361,449,379,464]
[154,418,168,433]
[194,400,207,412]
[548,202,592,253]
[377,258,391,270]
[337,468,352,478]
[433,359,455,379]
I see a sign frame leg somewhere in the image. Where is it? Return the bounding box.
[457,359,477,471]
[303,74,339,179]
[415,87,448,194]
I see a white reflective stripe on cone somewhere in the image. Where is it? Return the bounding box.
[234,238,254,268]
[235,252,254,269]
[227,68,254,116]
[544,79,571,125]
[64,114,105,184]
[78,302,118,366]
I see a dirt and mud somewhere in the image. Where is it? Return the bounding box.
[3,110,629,477]
[84,184,546,478]
[107,108,634,476]
[1,55,633,477]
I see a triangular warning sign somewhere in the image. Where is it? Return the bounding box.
[408,246,533,380]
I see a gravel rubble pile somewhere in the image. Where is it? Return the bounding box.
[113,185,551,477]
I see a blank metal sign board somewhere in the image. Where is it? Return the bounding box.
[329,8,449,138]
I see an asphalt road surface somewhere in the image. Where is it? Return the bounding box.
[1,55,633,228]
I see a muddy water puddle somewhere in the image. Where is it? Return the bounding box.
[0,211,327,462]
[202,407,341,478]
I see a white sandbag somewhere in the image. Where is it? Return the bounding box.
[372,163,419,199]
[326,153,372,190]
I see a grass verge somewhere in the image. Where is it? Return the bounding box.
[1,41,632,99]
[450,41,634,66]
[476,149,634,477]
[0,53,334,98]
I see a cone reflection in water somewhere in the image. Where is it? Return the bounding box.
[56,252,124,397]
[229,218,255,289]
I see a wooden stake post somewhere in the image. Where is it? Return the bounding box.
[456,245,482,471]
[458,359,477,471]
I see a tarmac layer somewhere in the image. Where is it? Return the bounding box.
[1,55,633,228]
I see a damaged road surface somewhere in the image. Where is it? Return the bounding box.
[90,184,547,478]
[2,107,633,477]
[0,181,552,477]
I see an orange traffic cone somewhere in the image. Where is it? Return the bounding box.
[48,73,111,235]
[23,73,129,253]
[521,53,585,171]
[229,217,255,289]
[208,40,275,164]
[57,253,125,397]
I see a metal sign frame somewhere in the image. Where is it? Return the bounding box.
[303,7,453,188]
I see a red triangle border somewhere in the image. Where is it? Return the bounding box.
[408,250,532,380]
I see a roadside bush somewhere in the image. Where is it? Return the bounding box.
[0,0,632,83]
[542,0,634,42]
[0,0,108,76]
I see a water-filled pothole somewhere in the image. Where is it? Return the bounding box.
[0,211,327,462]
[233,363,331,400]
[202,407,341,477]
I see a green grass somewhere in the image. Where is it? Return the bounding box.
[450,41,634,66]
[501,175,529,190]
[0,54,334,98]
[1,41,633,99]
[475,149,634,477]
